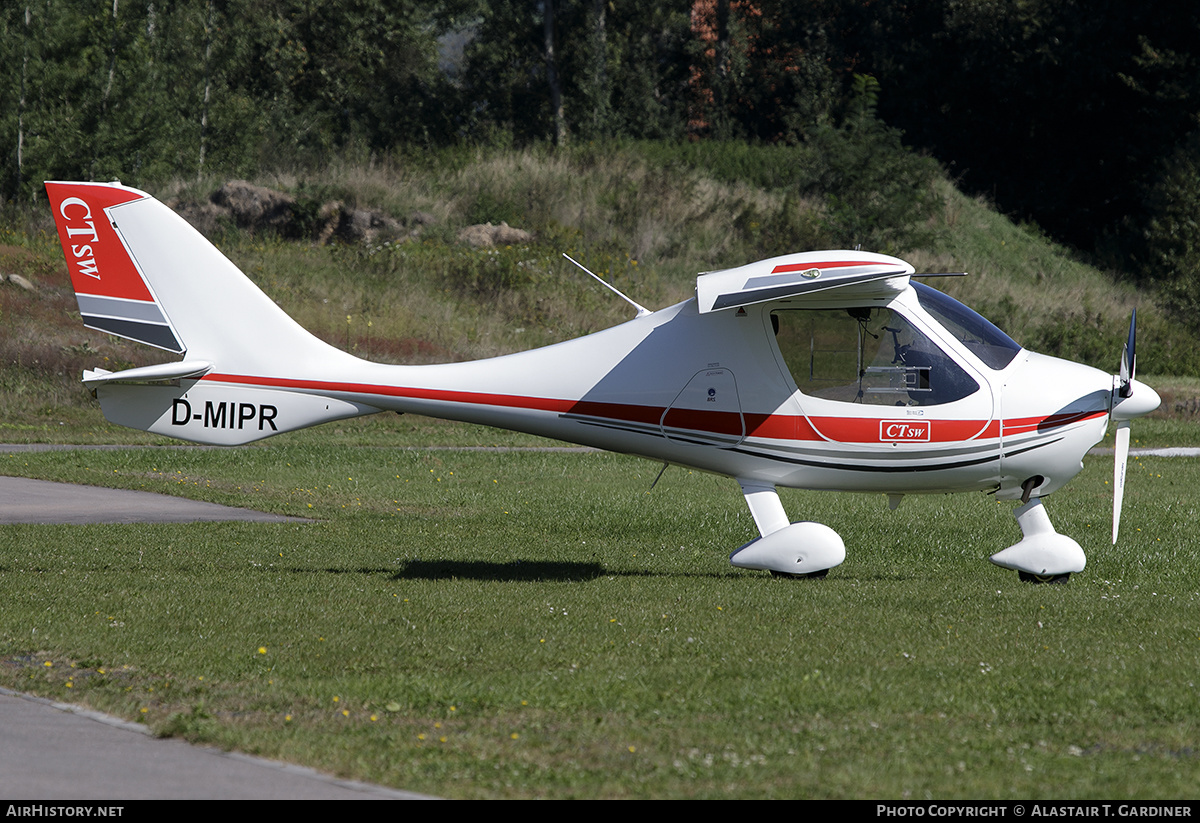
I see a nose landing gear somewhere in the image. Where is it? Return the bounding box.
[989,498,1086,584]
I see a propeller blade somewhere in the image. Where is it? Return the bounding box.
[1119,309,1136,398]
[1112,420,1130,544]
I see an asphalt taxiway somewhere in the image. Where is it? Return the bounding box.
[0,475,310,525]
[1,442,314,525]
[0,689,432,799]
[0,450,429,799]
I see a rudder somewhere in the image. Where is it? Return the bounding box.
[47,182,185,352]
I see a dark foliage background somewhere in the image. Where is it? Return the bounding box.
[2,1,1198,308]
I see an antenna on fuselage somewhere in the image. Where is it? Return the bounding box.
[562,254,651,318]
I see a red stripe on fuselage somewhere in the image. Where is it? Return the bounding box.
[804,417,1001,442]
[1003,409,1107,435]
[204,372,575,413]
[201,373,1110,444]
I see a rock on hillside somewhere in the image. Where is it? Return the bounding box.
[167,180,535,250]
[456,221,535,248]
[168,181,415,246]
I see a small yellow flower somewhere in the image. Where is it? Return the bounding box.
[258,647,267,654]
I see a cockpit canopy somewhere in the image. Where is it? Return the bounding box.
[769,283,1022,407]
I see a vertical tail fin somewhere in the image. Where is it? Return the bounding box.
[46,182,186,352]
[45,181,352,375]
[45,181,376,445]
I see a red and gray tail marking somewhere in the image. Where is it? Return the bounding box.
[46,182,184,353]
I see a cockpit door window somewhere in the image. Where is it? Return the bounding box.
[770,306,980,407]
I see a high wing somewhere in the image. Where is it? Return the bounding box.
[696,251,913,314]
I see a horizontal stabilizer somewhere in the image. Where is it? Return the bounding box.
[82,360,213,388]
[696,251,914,313]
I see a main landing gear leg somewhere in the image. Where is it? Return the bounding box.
[728,480,845,578]
[988,498,1085,584]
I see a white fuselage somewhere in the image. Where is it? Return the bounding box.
[154,285,1122,504]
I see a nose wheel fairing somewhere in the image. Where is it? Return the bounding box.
[989,499,1086,578]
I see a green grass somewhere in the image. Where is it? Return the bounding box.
[3,145,1200,796]
[2,428,1198,798]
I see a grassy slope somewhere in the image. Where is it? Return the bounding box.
[4,147,1197,444]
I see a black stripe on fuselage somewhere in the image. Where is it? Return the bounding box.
[730,438,1058,473]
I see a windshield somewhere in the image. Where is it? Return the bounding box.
[912,282,1022,370]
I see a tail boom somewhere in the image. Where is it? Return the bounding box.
[98,380,380,446]
[45,181,643,449]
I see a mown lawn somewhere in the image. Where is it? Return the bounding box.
[1,426,1196,799]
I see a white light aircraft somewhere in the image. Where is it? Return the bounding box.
[46,181,1160,583]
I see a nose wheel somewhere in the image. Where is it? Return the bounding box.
[769,568,831,580]
[1017,571,1071,585]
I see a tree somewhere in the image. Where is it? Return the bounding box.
[461,1,691,144]
[1140,129,1200,321]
